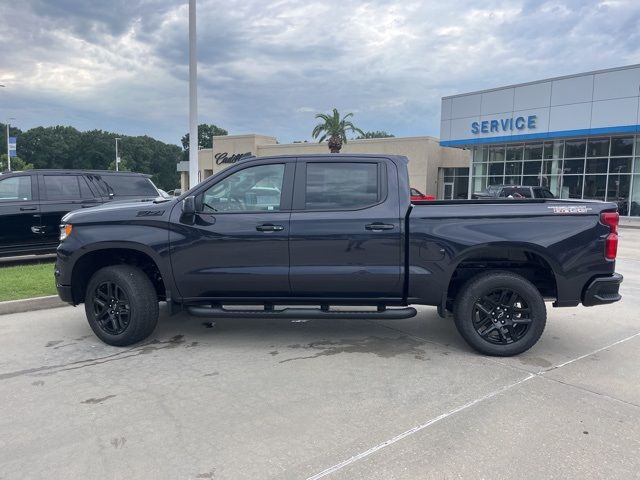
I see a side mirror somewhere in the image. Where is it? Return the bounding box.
[182,196,196,215]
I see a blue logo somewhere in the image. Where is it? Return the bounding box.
[471,115,537,135]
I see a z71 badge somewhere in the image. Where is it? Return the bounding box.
[547,205,592,214]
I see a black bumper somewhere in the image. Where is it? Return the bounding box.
[56,284,74,304]
[582,273,623,307]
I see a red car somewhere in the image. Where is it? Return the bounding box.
[410,188,435,201]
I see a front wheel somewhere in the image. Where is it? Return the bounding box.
[85,265,159,346]
[453,271,546,356]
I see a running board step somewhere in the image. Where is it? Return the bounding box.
[186,306,417,320]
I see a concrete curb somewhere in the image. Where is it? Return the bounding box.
[0,295,68,316]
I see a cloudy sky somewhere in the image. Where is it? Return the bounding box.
[1,0,639,146]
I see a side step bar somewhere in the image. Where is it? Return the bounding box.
[186,305,417,320]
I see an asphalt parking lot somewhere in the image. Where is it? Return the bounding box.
[1,230,639,479]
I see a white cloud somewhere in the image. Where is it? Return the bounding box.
[0,0,639,144]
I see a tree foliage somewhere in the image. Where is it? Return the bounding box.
[312,109,364,153]
[0,123,182,190]
[181,124,228,151]
[357,130,395,139]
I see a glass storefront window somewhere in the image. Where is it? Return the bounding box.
[522,176,541,186]
[489,146,505,163]
[488,176,503,186]
[563,159,585,175]
[631,175,640,216]
[635,157,640,174]
[505,161,522,176]
[543,175,562,197]
[542,159,563,175]
[611,137,634,156]
[506,145,523,161]
[583,175,607,200]
[543,141,564,159]
[565,139,586,158]
[523,161,542,175]
[587,138,610,157]
[473,176,488,192]
[586,158,608,174]
[473,147,488,163]
[607,175,631,216]
[561,176,583,199]
[489,162,504,176]
[504,176,520,186]
[473,163,488,176]
[524,143,543,160]
[609,157,632,174]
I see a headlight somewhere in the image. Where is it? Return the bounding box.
[59,224,73,241]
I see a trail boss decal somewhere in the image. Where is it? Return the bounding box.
[548,205,593,214]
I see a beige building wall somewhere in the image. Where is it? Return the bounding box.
[180,134,470,198]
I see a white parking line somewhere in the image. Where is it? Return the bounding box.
[305,330,640,480]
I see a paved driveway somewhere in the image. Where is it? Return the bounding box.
[1,230,639,479]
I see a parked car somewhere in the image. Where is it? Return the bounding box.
[472,185,555,199]
[0,170,160,257]
[55,154,621,356]
[410,188,435,201]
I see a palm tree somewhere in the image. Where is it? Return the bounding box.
[311,108,364,153]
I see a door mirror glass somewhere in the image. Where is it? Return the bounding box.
[182,196,196,215]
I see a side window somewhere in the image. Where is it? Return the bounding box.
[540,189,555,199]
[515,188,532,198]
[201,164,285,213]
[0,176,32,201]
[43,175,83,200]
[101,176,158,196]
[305,162,379,210]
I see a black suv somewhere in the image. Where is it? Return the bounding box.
[472,185,555,199]
[0,170,159,257]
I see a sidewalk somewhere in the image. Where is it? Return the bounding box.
[620,216,640,229]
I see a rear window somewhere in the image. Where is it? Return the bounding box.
[99,175,158,197]
[305,162,380,210]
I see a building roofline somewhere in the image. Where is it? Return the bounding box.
[211,133,277,140]
[442,63,640,100]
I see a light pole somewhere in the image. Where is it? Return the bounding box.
[6,117,15,172]
[115,137,121,171]
[188,0,199,188]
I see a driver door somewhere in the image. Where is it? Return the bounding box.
[169,161,294,300]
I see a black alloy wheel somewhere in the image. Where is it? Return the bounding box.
[91,281,131,335]
[85,265,159,346]
[453,271,547,356]
[472,288,532,345]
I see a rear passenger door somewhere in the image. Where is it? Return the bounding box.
[288,158,403,298]
[38,173,100,246]
[0,175,42,255]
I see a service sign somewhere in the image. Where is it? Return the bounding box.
[471,115,537,135]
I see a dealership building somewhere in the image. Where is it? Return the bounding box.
[178,134,470,198]
[440,64,640,216]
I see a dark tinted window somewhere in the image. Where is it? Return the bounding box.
[0,176,32,201]
[533,188,555,198]
[305,162,379,210]
[100,175,158,196]
[43,175,84,200]
[500,187,531,198]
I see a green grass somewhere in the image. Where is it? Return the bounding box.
[0,261,57,302]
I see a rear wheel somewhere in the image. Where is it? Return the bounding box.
[85,265,159,346]
[453,271,546,356]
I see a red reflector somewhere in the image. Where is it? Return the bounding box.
[601,212,619,233]
[605,233,618,260]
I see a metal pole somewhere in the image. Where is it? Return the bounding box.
[188,0,199,189]
[6,122,10,171]
[115,137,120,171]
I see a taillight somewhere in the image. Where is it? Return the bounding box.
[600,212,619,260]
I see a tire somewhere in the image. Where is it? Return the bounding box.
[84,265,159,346]
[453,271,546,356]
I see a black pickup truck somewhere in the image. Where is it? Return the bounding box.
[55,154,622,356]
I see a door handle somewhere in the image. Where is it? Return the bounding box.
[256,223,284,232]
[365,223,395,231]
[20,206,37,211]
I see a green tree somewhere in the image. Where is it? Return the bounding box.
[357,130,395,139]
[181,124,228,152]
[1,154,33,171]
[312,108,364,153]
